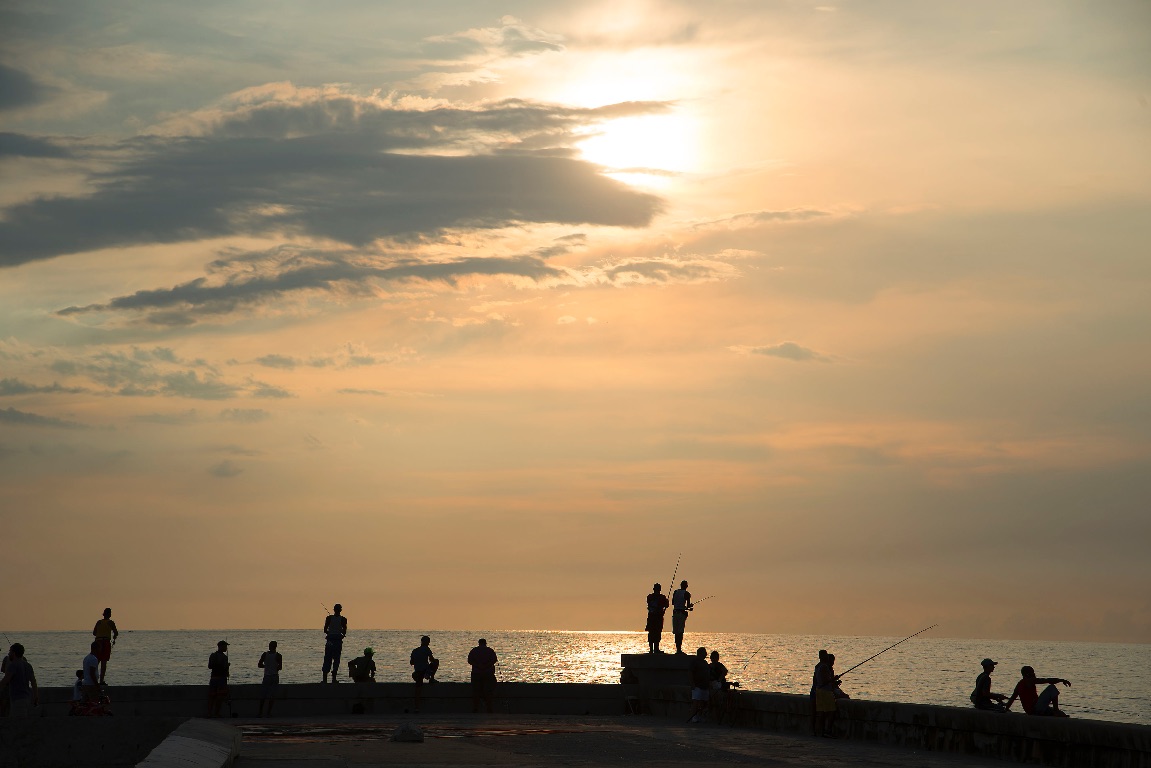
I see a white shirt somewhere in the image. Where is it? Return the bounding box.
[82,653,99,685]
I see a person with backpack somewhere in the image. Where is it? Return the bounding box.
[348,648,376,683]
[0,643,38,717]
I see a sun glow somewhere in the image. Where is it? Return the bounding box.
[577,112,701,187]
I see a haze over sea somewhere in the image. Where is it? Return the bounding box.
[10,630,1148,726]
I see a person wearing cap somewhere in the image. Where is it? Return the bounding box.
[322,603,348,683]
[258,640,282,717]
[971,658,1008,711]
[646,583,670,654]
[348,647,376,683]
[207,640,230,717]
[1005,666,1071,717]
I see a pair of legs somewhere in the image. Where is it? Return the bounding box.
[207,679,228,717]
[322,639,343,682]
[258,678,278,716]
[814,690,837,736]
[672,613,687,654]
[472,673,495,713]
[95,639,112,684]
[412,659,441,711]
[1034,684,1068,717]
[647,627,663,653]
[688,687,709,722]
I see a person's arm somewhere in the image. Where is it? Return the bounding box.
[110,621,118,643]
[29,665,37,707]
[341,617,348,637]
[1005,681,1020,711]
[1037,677,1071,686]
[277,654,283,672]
[93,622,99,637]
[258,652,266,669]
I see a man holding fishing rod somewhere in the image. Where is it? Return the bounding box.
[671,580,694,654]
[321,603,348,683]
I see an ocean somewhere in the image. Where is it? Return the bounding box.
[7,629,1148,726]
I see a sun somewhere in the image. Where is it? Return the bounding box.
[577,111,701,187]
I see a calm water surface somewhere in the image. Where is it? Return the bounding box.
[7,629,1148,725]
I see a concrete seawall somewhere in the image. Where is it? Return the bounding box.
[19,681,1151,767]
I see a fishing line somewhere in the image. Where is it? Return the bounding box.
[737,647,764,675]
[838,624,938,678]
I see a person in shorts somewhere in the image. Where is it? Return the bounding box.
[687,647,711,723]
[207,641,230,717]
[645,584,669,654]
[467,638,498,713]
[322,604,347,683]
[92,608,118,685]
[813,650,842,736]
[671,581,694,654]
[0,643,38,717]
[410,635,440,711]
[1005,666,1071,717]
[258,641,282,717]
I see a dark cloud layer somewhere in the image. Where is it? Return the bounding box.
[0,132,72,159]
[0,64,55,111]
[0,406,87,429]
[0,97,664,267]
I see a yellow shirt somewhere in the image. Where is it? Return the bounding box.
[94,618,116,639]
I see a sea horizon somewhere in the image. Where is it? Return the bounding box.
[11,629,1148,726]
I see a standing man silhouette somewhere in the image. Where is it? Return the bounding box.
[258,640,282,717]
[646,584,670,653]
[467,638,498,713]
[322,604,348,683]
[92,608,118,684]
[671,580,694,654]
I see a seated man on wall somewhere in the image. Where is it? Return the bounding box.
[1005,666,1071,717]
[970,658,1008,712]
[348,648,376,683]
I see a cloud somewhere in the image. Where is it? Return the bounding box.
[0,378,88,396]
[423,16,565,60]
[0,132,72,159]
[253,354,298,369]
[0,64,56,111]
[0,406,88,429]
[131,409,199,425]
[338,388,389,397]
[732,342,832,362]
[696,208,835,230]
[208,459,243,478]
[249,382,293,399]
[219,408,270,423]
[0,90,664,268]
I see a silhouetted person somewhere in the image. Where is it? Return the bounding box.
[813,650,842,736]
[81,641,101,702]
[92,608,118,684]
[0,643,38,717]
[687,647,711,722]
[258,641,282,717]
[971,658,1008,712]
[809,649,828,736]
[1006,666,1071,716]
[207,640,229,717]
[349,647,376,683]
[671,580,694,654]
[467,638,498,713]
[646,583,670,653]
[410,635,440,712]
[322,603,347,683]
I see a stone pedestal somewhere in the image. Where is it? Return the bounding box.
[620,653,692,688]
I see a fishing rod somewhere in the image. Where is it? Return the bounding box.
[668,553,682,596]
[321,603,331,615]
[737,647,764,675]
[693,595,716,606]
[837,624,938,678]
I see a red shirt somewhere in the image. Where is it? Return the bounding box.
[1012,679,1038,713]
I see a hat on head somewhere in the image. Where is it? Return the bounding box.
[218,640,229,649]
[981,658,996,667]
[364,647,373,656]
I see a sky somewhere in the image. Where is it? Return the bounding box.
[1,0,1149,642]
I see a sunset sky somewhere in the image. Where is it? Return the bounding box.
[2,1,1149,642]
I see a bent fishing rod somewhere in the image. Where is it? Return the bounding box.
[692,595,716,607]
[837,624,938,678]
[668,553,682,595]
[737,647,764,675]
